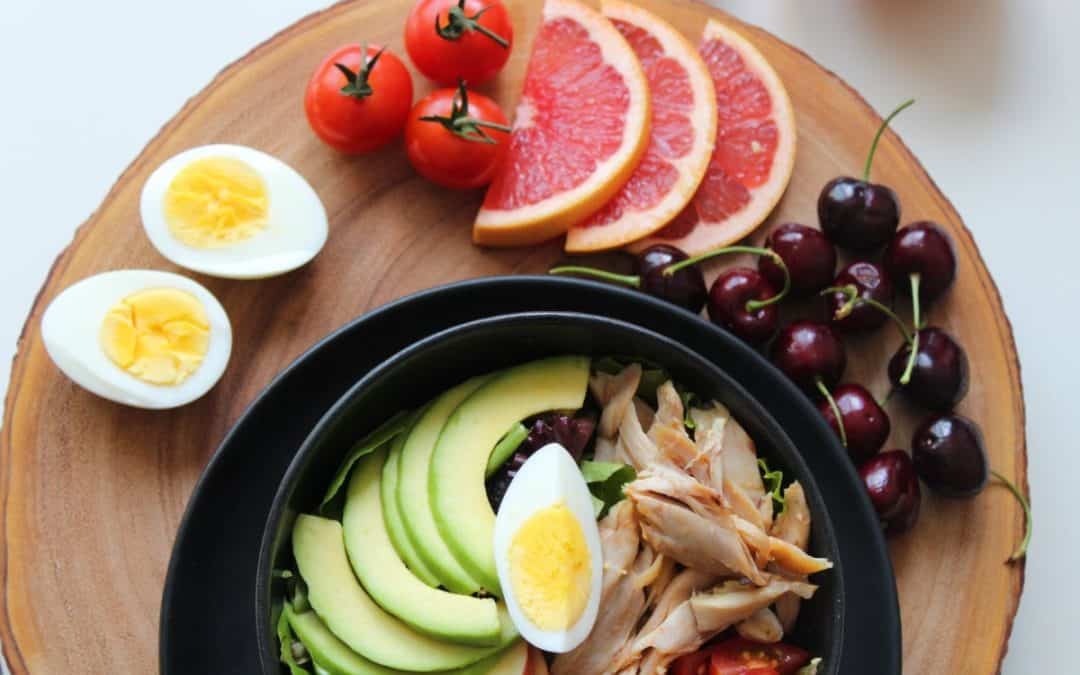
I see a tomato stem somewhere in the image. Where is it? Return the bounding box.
[335,42,383,100]
[863,98,915,182]
[419,81,511,144]
[549,265,641,288]
[991,469,1031,563]
[436,0,510,48]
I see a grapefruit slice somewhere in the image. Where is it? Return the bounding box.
[473,0,650,247]
[631,18,796,255]
[563,0,717,253]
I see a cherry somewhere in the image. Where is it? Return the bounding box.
[888,327,969,411]
[550,244,708,313]
[759,223,837,297]
[823,261,898,334]
[707,268,779,346]
[883,222,957,302]
[858,450,921,536]
[770,320,846,392]
[911,414,988,498]
[817,383,891,463]
[818,100,914,251]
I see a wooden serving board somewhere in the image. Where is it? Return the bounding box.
[0,0,1026,672]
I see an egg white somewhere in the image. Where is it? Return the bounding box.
[140,144,328,279]
[493,442,603,654]
[41,270,233,409]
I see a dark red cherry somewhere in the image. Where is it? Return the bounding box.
[824,261,895,333]
[912,414,988,498]
[883,222,957,302]
[817,383,891,463]
[706,268,779,346]
[770,320,846,392]
[759,223,837,297]
[888,327,969,411]
[636,245,708,313]
[858,450,921,536]
[818,177,900,251]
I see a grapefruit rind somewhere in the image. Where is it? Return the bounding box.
[473,0,651,247]
[564,0,717,253]
[630,18,797,255]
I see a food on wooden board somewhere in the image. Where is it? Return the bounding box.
[563,0,717,252]
[473,0,651,247]
[141,144,328,279]
[305,43,414,154]
[631,18,797,256]
[406,0,514,86]
[405,82,512,190]
[41,270,232,409]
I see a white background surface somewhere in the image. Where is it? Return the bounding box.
[0,0,1075,672]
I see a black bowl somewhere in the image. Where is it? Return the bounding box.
[256,311,843,674]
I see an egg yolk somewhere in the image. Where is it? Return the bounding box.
[509,502,591,631]
[100,289,210,385]
[163,156,269,248]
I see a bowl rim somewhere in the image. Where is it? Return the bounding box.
[254,309,845,674]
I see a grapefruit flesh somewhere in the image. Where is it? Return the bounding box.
[632,18,796,255]
[564,0,717,253]
[474,0,650,247]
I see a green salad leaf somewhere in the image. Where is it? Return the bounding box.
[582,460,637,518]
[320,410,413,511]
[796,657,823,674]
[277,605,312,675]
[758,458,786,514]
[678,388,697,430]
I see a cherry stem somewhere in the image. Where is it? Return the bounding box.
[663,245,790,312]
[549,265,641,288]
[816,377,847,448]
[863,98,916,182]
[991,469,1031,563]
[899,274,922,385]
[820,284,913,342]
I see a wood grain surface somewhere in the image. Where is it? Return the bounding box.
[0,0,1026,672]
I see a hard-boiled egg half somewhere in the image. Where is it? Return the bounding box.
[41,270,232,409]
[493,443,603,653]
[141,144,328,279]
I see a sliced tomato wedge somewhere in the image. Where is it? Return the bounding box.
[709,638,811,675]
[672,651,713,675]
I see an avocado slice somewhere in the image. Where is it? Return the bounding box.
[380,435,441,588]
[292,514,513,671]
[286,604,528,675]
[430,356,590,593]
[396,377,490,594]
[344,448,503,646]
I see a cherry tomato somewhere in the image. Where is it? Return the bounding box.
[304,43,413,154]
[405,0,513,86]
[404,82,510,189]
[710,639,811,675]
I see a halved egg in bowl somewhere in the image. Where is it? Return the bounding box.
[141,144,328,279]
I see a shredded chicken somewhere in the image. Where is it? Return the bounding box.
[592,364,643,440]
[569,377,831,673]
[627,467,765,585]
[770,482,813,632]
[735,607,784,643]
